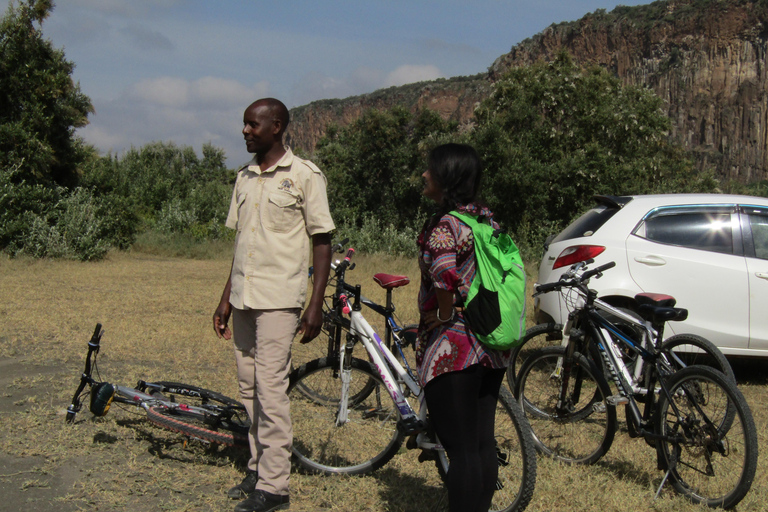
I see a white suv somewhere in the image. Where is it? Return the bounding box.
[535,194,768,357]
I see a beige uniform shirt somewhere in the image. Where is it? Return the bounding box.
[225,148,335,310]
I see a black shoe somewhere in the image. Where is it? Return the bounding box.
[234,490,289,512]
[227,471,259,499]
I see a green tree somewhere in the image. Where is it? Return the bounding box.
[471,52,717,249]
[0,0,93,187]
[315,106,459,231]
[80,141,234,240]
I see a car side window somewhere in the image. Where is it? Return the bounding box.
[748,211,768,260]
[635,208,734,255]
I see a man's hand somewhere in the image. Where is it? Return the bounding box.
[213,301,232,340]
[297,303,323,344]
[299,232,332,344]
[213,275,233,340]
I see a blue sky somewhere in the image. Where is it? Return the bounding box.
[1,0,650,167]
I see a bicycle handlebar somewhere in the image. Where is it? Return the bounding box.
[535,261,616,295]
[331,238,350,254]
[581,261,616,281]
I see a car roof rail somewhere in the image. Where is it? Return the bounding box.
[593,195,633,209]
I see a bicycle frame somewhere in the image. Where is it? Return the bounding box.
[337,288,431,437]
[560,291,658,395]
[322,247,434,445]
[551,269,692,441]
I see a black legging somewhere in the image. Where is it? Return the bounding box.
[424,364,506,512]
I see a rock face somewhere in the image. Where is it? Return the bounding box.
[286,76,491,155]
[288,0,768,182]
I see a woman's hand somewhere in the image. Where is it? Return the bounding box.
[422,307,454,331]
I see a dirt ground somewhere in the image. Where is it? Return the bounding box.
[0,357,83,512]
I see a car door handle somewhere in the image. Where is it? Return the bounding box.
[756,272,768,280]
[634,256,666,266]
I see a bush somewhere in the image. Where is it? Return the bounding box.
[334,215,421,258]
[1,163,138,260]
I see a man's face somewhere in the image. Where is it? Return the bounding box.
[242,105,277,154]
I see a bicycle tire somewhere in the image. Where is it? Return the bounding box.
[516,346,617,465]
[507,323,563,393]
[435,386,537,512]
[143,382,249,448]
[288,357,404,475]
[659,334,735,383]
[655,365,757,509]
[291,356,378,406]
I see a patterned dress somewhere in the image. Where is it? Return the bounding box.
[416,203,512,387]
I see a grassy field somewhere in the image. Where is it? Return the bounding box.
[0,250,765,512]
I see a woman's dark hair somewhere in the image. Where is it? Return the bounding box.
[424,143,483,231]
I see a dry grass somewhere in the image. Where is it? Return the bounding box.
[0,251,765,511]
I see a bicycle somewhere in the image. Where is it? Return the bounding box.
[288,246,538,512]
[514,261,757,509]
[292,239,418,402]
[507,287,735,393]
[66,323,250,448]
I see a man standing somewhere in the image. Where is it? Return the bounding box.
[213,98,334,512]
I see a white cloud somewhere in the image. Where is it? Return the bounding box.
[385,65,444,87]
[83,76,273,166]
[127,77,190,107]
[126,76,269,109]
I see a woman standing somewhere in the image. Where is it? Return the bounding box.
[416,143,512,512]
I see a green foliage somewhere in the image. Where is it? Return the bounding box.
[315,107,459,231]
[81,141,234,241]
[333,214,421,258]
[720,179,768,198]
[0,0,93,187]
[0,0,139,261]
[0,162,137,260]
[471,52,717,249]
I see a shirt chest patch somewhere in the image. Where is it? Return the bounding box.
[278,178,295,192]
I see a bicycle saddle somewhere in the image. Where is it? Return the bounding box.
[635,293,676,308]
[635,293,688,323]
[373,273,410,289]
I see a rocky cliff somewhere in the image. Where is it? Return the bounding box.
[287,0,768,182]
[286,75,491,155]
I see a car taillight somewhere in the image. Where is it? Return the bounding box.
[553,245,606,269]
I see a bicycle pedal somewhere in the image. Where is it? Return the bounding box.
[396,416,426,436]
[606,395,629,406]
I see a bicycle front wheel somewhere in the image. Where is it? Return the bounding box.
[516,346,616,465]
[143,382,249,447]
[655,365,757,509]
[660,334,735,383]
[507,323,563,393]
[436,385,538,512]
[288,357,404,475]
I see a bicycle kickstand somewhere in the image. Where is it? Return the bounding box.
[655,468,672,499]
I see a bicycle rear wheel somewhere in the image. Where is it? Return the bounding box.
[655,365,757,509]
[143,382,249,447]
[435,385,537,512]
[516,346,616,465]
[288,357,404,475]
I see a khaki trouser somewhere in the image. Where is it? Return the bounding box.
[232,307,299,496]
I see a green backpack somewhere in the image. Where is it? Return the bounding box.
[449,211,526,350]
